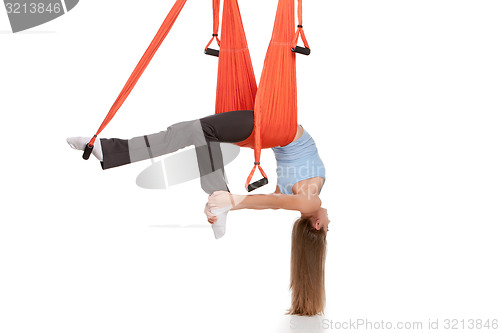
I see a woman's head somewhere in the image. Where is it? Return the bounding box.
[287,212,328,316]
[307,207,330,232]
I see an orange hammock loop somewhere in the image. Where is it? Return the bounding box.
[83,0,311,192]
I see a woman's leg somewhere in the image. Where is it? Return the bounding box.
[67,110,254,239]
[98,110,255,194]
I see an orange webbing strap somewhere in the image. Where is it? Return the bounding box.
[291,0,310,50]
[86,0,188,149]
[204,0,221,52]
[244,96,268,190]
[245,0,299,191]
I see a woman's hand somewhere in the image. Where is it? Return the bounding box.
[204,203,217,224]
[207,191,235,211]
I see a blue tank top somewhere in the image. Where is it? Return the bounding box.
[271,126,326,195]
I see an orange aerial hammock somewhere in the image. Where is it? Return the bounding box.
[82,0,310,192]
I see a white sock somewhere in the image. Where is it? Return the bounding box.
[66,136,103,161]
[210,206,231,239]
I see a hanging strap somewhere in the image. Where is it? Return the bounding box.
[291,0,310,55]
[83,0,188,159]
[204,0,221,57]
[245,163,269,191]
[245,0,304,192]
[245,104,268,191]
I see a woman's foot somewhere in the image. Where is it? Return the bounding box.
[210,206,231,239]
[66,137,103,161]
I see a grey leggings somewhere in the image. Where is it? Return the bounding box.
[99,110,255,194]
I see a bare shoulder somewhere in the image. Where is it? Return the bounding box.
[292,177,325,196]
[290,124,303,142]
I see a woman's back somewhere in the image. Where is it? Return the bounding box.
[272,125,326,195]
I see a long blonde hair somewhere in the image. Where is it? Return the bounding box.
[287,216,327,316]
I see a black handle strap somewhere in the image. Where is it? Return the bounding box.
[82,143,94,160]
[291,45,311,56]
[246,177,269,192]
[205,48,220,57]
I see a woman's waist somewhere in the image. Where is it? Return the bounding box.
[273,147,319,163]
[275,152,325,172]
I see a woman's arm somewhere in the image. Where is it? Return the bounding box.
[208,191,321,214]
[235,193,321,213]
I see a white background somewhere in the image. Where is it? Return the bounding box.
[1,1,499,332]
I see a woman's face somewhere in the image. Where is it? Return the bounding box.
[310,207,330,232]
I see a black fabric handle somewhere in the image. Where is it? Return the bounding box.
[82,143,94,160]
[247,177,269,192]
[205,48,220,57]
[291,46,311,56]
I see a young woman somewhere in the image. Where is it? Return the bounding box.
[67,109,330,316]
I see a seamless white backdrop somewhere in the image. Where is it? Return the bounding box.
[1,1,499,333]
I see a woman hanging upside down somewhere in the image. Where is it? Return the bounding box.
[67,109,330,316]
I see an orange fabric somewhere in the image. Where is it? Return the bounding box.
[214,0,299,186]
[292,0,309,50]
[204,0,221,51]
[214,0,257,134]
[253,0,298,151]
[87,0,309,190]
[249,0,299,186]
[88,0,187,147]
